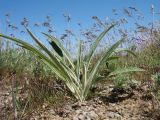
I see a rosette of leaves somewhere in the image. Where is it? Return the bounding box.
[0,24,144,101]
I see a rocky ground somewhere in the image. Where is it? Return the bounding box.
[0,79,160,120]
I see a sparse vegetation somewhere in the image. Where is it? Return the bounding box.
[0,2,160,120]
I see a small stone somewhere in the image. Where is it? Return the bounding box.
[49,109,55,115]
[75,109,82,114]
[107,112,121,119]
[73,116,79,120]
[88,111,98,120]
[108,112,115,118]
[80,101,87,106]
[78,113,85,120]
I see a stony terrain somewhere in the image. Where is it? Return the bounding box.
[1,79,160,120]
[30,85,160,120]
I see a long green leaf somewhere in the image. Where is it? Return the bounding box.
[83,32,122,98]
[27,29,78,84]
[86,24,115,64]
[43,33,75,69]
[106,56,119,62]
[116,49,137,57]
[0,34,68,81]
[89,38,125,79]
[26,29,61,61]
[26,29,73,79]
[76,40,82,81]
[101,38,125,64]
[109,67,145,76]
[0,33,81,99]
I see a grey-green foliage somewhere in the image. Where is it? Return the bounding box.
[152,73,160,86]
[113,74,139,88]
[151,73,160,100]
[113,74,129,87]
[0,24,144,101]
[0,47,29,73]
